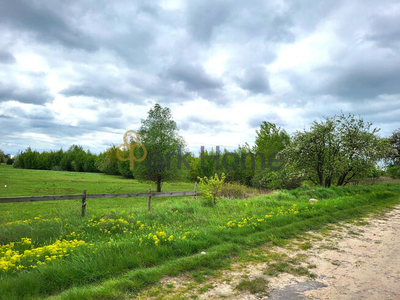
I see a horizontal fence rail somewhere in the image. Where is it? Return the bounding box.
[0,194,83,203]
[0,182,198,216]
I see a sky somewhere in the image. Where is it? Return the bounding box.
[0,0,400,155]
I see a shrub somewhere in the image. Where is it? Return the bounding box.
[118,160,134,178]
[51,165,62,171]
[198,173,226,205]
[252,167,303,190]
[219,182,247,199]
[387,166,400,179]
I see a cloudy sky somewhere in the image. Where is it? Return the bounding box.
[1,0,399,155]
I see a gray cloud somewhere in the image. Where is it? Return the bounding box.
[320,62,400,99]
[186,0,296,44]
[0,0,97,51]
[163,62,227,103]
[237,66,271,94]
[187,1,233,43]
[248,113,286,129]
[0,82,52,104]
[0,104,55,120]
[61,82,136,102]
[0,50,16,64]
[365,14,400,49]
[179,115,228,133]
[165,62,223,91]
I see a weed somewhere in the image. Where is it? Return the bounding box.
[236,277,268,294]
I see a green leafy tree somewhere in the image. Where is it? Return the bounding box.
[135,104,186,192]
[285,113,387,187]
[386,128,400,166]
[96,145,120,175]
[0,149,5,164]
[6,156,13,165]
[83,153,98,172]
[251,122,290,188]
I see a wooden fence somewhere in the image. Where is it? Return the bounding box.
[0,183,198,216]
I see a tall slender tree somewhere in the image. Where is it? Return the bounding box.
[134,104,186,192]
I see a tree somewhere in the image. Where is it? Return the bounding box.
[0,149,5,164]
[96,146,120,175]
[135,104,186,192]
[251,122,290,188]
[334,114,388,186]
[284,113,387,187]
[386,128,400,166]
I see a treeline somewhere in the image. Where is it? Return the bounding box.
[0,150,13,165]
[13,145,98,172]
[8,110,400,189]
[11,145,138,177]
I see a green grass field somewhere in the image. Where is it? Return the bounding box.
[0,165,194,221]
[1,164,400,300]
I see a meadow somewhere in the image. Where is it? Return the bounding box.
[1,164,400,299]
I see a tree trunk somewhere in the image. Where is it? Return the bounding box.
[325,176,332,188]
[337,174,346,186]
[156,177,161,192]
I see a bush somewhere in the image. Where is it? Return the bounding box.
[252,167,303,190]
[219,182,247,199]
[95,147,120,175]
[51,165,62,171]
[118,161,134,178]
[387,166,400,179]
[198,173,226,205]
[198,174,247,205]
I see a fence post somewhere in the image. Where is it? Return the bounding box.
[81,190,86,217]
[194,182,197,199]
[147,188,151,211]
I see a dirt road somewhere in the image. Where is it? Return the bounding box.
[303,206,400,300]
[136,205,400,299]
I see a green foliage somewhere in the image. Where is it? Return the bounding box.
[189,148,221,180]
[197,173,246,202]
[219,182,247,199]
[368,166,383,179]
[0,149,5,164]
[386,128,400,166]
[135,103,187,192]
[284,113,388,187]
[386,166,400,179]
[254,122,290,156]
[83,154,97,173]
[95,146,120,175]
[0,150,13,165]
[117,160,134,178]
[198,173,226,205]
[253,166,303,190]
[251,122,290,189]
[13,146,101,174]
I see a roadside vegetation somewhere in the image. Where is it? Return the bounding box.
[1,165,400,299]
